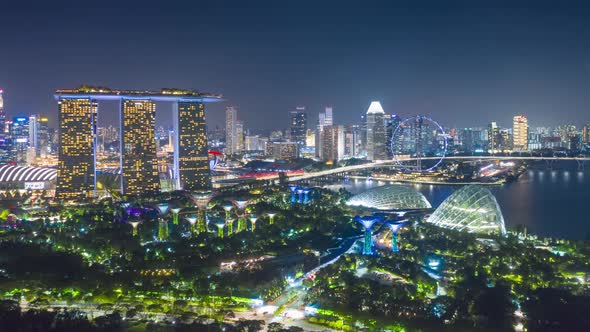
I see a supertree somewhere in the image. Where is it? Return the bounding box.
[266,212,277,225]
[223,204,234,235]
[388,221,408,252]
[213,220,225,238]
[249,215,258,231]
[170,208,182,225]
[297,188,304,203]
[355,215,383,255]
[191,192,213,234]
[302,188,311,204]
[156,203,170,241]
[232,199,250,233]
[128,218,141,236]
[288,185,298,204]
[186,215,198,236]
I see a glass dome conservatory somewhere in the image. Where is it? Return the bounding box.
[347,184,432,210]
[426,185,506,236]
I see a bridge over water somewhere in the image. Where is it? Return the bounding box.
[287,156,590,182]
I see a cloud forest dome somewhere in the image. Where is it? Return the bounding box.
[426,185,506,236]
[346,184,432,210]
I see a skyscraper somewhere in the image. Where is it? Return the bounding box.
[320,125,344,162]
[56,98,97,200]
[488,121,501,153]
[583,123,590,144]
[512,115,529,151]
[460,128,484,153]
[11,116,29,165]
[384,114,401,158]
[366,101,387,161]
[316,107,334,158]
[225,106,242,155]
[289,106,307,148]
[0,89,5,136]
[121,99,160,195]
[324,106,333,126]
[38,116,49,158]
[175,101,211,192]
[235,120,244,153]
[55,86,220,199]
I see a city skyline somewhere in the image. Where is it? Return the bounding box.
[2,2,590,331]
[2,1,590,130]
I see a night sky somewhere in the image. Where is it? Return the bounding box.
[1,0,590,131]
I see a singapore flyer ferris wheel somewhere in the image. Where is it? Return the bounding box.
[390,115,448,172]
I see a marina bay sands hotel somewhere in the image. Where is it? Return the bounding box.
[54,86,222,200]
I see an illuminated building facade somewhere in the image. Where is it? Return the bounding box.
[512,115,528,151]
[55,87,221,200]
[0,89,4,134]
[268,141,299,160]
[366,101,387,160]
[10,116,29,165]
[320,125,344,162]
[37,116,50,158]
[174,101,211,191]
[427,185,506,235]
[582,123,590,145]
[225,106,242,154]
[347,184,432,210]
[56,98,97,200]
[487,121,501,152]
[289,106,307,148]
[384,114,401,158]
[121,99,160,195]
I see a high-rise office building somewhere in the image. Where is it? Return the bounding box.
[0,89,5,136]
[384,114,401,158]
[11,116,29,165]
[555,125,576,142]
[0,91,10,163]
[289,106,307,148]
[583,123,590,144]
[320,125,344,162]
[268,141,299,160]
[56,98,97,200]
[29,115,38,153]
[305,129,315,148]
[500,130,512,151]
[175,101,211,192]
[225,106,242,155]
[121,99,160,195]
[366,101,387,161]
[324,106,333,126]
[235,120,244,153]
[460,128,483,153]
[512,115,528,151]
[488,122,501,152]
[27,115,50,159]
[38,116,49,158]
[316,107,334,158]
